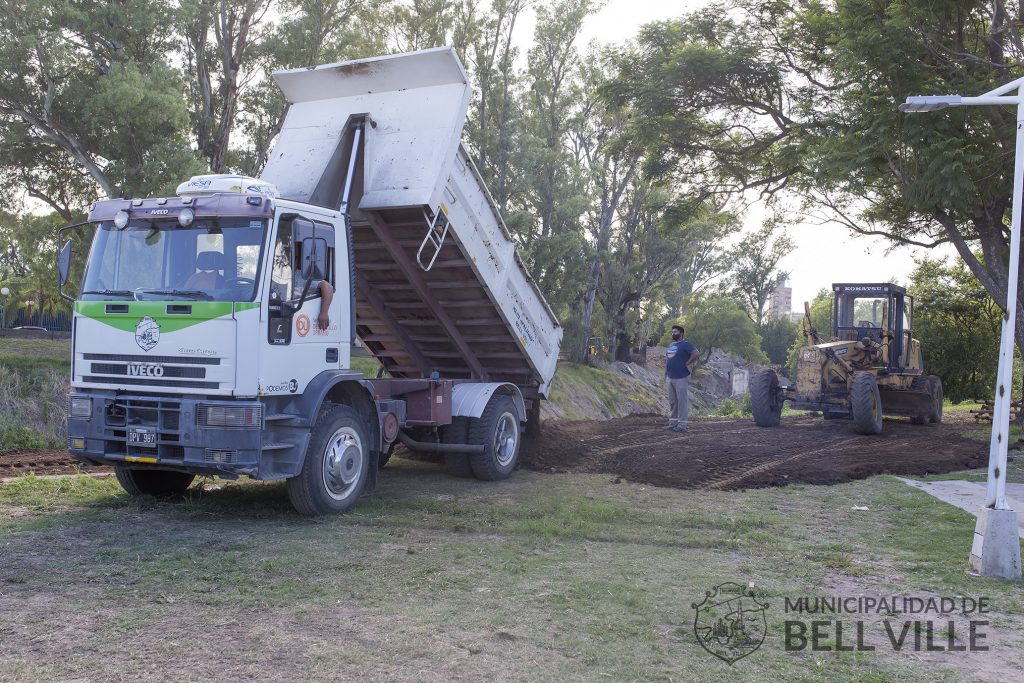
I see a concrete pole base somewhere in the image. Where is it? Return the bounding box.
[969,507,1023,579]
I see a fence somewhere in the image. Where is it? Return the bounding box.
[0,307,72,331]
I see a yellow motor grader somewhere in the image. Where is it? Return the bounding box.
[751,283,943,435]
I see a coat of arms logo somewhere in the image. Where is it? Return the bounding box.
[692,582,768,664]
[135,316,161,352]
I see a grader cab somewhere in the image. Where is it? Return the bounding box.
[751,283,943,435]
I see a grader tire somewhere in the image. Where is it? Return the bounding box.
[751,369,783,428]
[850,374,883,435]
[910,376,930,425]
[927,375,944,423]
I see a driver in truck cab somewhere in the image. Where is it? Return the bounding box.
[268,223,335,331]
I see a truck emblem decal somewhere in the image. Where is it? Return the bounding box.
[128,363,165,377]
[295,313,311,338]
[135,316,161,351]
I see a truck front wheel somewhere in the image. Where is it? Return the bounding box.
[851,374,883,435]
[287,404,370,515]
[114,467,194,497]
[468,395,521,481]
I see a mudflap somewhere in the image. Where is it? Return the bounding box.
[878,389,932,417]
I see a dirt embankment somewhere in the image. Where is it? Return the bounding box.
[521,414,987,491]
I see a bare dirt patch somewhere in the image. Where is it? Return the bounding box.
[0,449,106,478]
[522,414,986,490]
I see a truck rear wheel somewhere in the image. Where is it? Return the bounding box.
[927,375,944,423]
[468,395,521,481]
[751,369,783,427]
[287,404,370,515]
[114,467,195,497]
[851,374,883,435]
[442,417,474,478]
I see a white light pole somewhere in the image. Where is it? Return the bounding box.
[901,81,1024,579]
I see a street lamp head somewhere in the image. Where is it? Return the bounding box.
[899,94,962,113]
[0,287,9,296]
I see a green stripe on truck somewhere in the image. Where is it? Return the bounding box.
[74,301,257,333]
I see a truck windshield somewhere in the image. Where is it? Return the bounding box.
[80,218,266,301]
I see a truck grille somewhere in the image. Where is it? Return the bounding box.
[81,353,221,390]
[103,397,186,461]
[83,353,221,365]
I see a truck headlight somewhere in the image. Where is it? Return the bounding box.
[68,395,92,419]
[198,404,262,428]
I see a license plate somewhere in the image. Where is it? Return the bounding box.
[128,428,157,445]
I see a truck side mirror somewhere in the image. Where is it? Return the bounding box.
[300,237,327,280]
[58,239,72,285]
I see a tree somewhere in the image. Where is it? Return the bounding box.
[910,257,1002,403]
[671,293,768,365]
[760,315,798,366]
[568,51,641,361]
[727,224,794,328]
[0,0,202,206]
[511,0,593,336]
[0,211,66,325]
[666,209,741,314]
[598,178,695,360]
[180,0,275,173]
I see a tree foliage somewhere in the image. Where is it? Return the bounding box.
[673,294,768,365]
[727,223,794,328]
[760,315,798,366]
[910,257,1002,403]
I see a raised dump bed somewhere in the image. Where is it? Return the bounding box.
[260,47,561,399]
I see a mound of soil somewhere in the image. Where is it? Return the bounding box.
[521,414,988,490]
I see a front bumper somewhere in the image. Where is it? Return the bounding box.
[66,391,296,479]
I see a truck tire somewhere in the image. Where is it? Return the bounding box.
[927,375,944,423]
[751,369,783,427]
[851,374,883,435]
[287,404,370,515]
[468,395,521,481]
[910,376,930,425]
[114,467,194,497]
[442,417,474,478]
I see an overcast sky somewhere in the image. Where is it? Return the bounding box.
[511,0,960,310]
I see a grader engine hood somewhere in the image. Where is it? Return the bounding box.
[71,301,254,396]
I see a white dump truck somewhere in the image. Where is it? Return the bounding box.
[58,48,563,515]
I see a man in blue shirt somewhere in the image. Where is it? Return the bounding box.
[665,324,698,432]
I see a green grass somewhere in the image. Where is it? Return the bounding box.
[0,337,71,361]
[349,353,383,377]
[547,362,663,420]
[0,342,70,451]
[1,466,1021,682]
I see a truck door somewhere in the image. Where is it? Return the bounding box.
[260,213,341,396]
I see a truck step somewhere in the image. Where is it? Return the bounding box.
[261,442,294,451]
[264,414,298,423]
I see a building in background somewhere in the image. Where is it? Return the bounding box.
[767,278,793,320]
